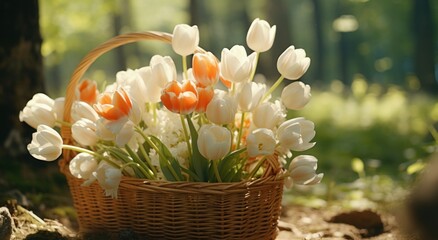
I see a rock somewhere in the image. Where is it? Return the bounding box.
[0,207,13,240]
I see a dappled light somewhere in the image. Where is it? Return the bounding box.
[1,0,437,239]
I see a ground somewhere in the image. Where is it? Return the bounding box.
[2,202,407,240]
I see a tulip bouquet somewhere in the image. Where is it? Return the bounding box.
[20,18,323,198]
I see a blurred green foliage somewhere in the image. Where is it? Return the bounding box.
[289,76,438,182]
[36,0,437,184]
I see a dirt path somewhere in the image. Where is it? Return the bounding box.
[1,203,408,240]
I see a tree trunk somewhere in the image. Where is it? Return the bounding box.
[189,0,199,26]
[112,0,127,70]
[412,0,437,92]
[311,0,325,83]
[264,0,293,80]
[0,0,44,159]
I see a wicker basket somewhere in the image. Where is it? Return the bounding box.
[59,31,284,240]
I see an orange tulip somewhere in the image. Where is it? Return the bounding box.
[77,79,99,104]
[192,52,219,87]
[94,89,132,121]
[195,86,214,113]
[161,80,198,115]
[220,76,232,89]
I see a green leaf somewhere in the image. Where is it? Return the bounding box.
[149,135,183,181]
[218,148,246,181]
[186,115,209,181]
[125,144,153,179]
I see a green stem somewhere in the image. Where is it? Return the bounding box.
[247,156,267,180]
[180,114,192,159]
[120,162,142,177]
[182,55,188,80]
[212,160,222,183]
[125,144,155,179]
[56,120,72,127]
[262,75,285,101]
[134,126,181,181]
[62,144,120,169]
[149,102,158,126]
[236,112,246,149]
[134,126,167,162]
[62,144,95,156]
[138,144,158,176]
[248,52,260,82]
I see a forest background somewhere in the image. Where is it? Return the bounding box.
[0,0,437,211]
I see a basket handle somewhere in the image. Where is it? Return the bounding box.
[60,31,206,168]
[59,31,282,177]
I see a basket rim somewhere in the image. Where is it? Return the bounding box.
[63,158,285,195]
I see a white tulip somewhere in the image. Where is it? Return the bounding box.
[246,18,276,52]
[69,152,98,180]
[252,101,285,129]
[197,124,231,161]
[93,161,123,198]
[115,121,135,147]
[95,118,115,141]
[116,69,148,106]
[237,82,266,112]
[277,46,311,80]
[53,97,65,124]
[71,101,99,122]
[246,128,276,157]
[27,125,63,161]
[220,45,256,83]
[72,118,98,146]
[149,55,177,87]
[277,117,316,151]
[288,155,323,185]
[281,81,311,110]
[19,93,56,129]
[205,93,237,125]
[137,66,162,103]
[172,24,199,56]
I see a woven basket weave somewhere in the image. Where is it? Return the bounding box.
[59,31,284,240]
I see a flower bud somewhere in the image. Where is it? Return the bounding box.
[197,124,231,161]
[93,161,122,198]
[288,155,323,185]
[69,152,98,180]
[252,102,285,129]
[246,128,276,158]
[246,18,276,52]
[161,80,198,115]
[72,101,99,122]
[277,46,311,80]
[19,93,56,129]
[192,52,219,87]
[149,55,177,88]
[281,81,311,110]
[220,45,256,83]
[237,82,266,112]
[116,69,148,106]
[76,79,99,104]
[72,118,98,146]
[172,24,199,56]
[27,125,63,161]
[277,117,315,151]
[205,93,237,125]
[195,86,214,113]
